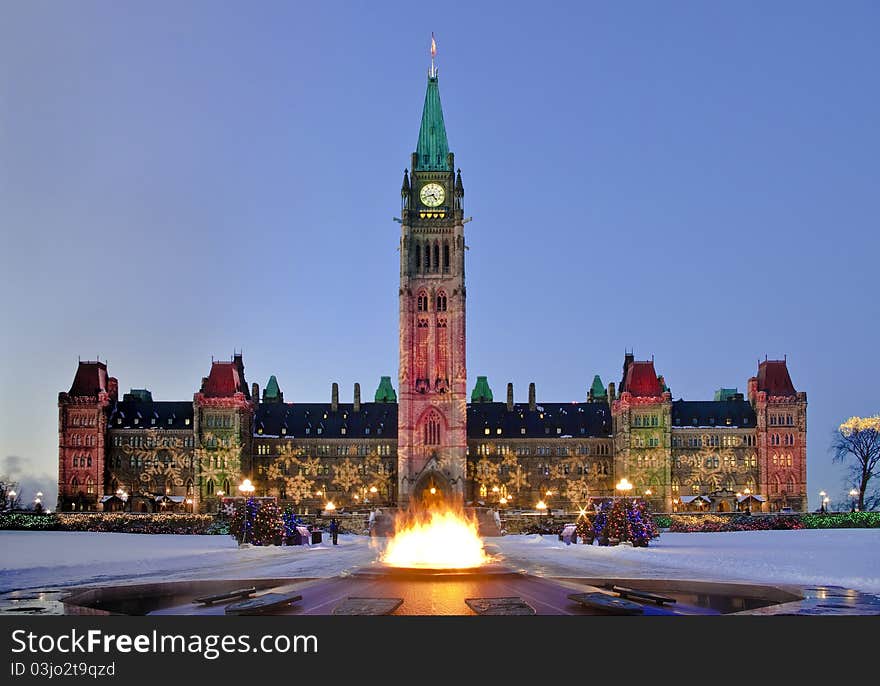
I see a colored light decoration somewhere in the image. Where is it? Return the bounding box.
[491,485,499,493]
[644,489,652,497]
[616,478,633,495]
[499,497,508,506]
[429,487,436,495]
[369,486,378,494]
[324,501,336,512]
[535,500,547,512]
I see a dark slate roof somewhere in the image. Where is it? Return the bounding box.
[69,361,110,396]
[200,361,248,397]
[467,402,612,439]
[671,400,756,428]
[622,361,663,397]
[109,401,194,430]
[757,360,797,396]
[254,403,398,439]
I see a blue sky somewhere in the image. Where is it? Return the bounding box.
[1,1,878,509]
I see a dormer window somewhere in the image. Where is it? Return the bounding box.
[281,427,287,435]
[134,418,139,425]
[317,427,323,435]
[185,418,190,426]
[116,418,121,425]
[305,427,311,435]
[520,427,526,435]
[151,418,156,425]
[341,427,347,435]
[496,428,502,435]
[484,428,490,435]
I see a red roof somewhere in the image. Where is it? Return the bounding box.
[201,362,245,397]
[69,361,109,396]
[622,361,663,397]
[757,360,796,396]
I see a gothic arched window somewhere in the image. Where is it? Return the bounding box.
[414,242,421,271]
[424,244,431,272]
[436,292,447,311]
[423,411,442,446]
[433,243,440,272]
[443,242,450,272]
[206,479,215,496]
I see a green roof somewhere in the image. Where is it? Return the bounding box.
[590,375,606,399]
[374,376,397,403]
[714,388,739,401]
[471,376,493,403]
[264,375,280,399]
[415,76,450,171]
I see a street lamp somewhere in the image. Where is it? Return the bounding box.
[238,479,255,545]
[186,498,194,513]
[849,488,859,512]
[324,501,336,513]
[819,490,827,513]
[6,490,16,511]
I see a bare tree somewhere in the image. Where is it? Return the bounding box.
[833,416,880,511]
[0,477,22,512]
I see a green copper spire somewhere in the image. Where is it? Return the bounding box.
[264,376,280,398]
[471,376,493,403]
[415,75,450,171]
[589,375,607,401]
[263,375,283,403]
[374,376,397,403]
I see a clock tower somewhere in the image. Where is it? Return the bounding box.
[397,50,468,506]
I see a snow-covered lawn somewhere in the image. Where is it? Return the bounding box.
[2,529,879,594]
[491,530,880,593]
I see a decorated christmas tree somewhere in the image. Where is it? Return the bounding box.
[229,498,282,546]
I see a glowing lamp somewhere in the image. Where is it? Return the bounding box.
[535,500,547,511]
[324,501,336,512]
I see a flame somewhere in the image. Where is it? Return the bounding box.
[381,507,490,569]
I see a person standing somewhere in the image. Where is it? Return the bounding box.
[330,517,339,545]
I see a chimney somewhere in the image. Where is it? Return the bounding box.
[528,382,536,412]
[608,382,616,402]
[252,383,259,402]
[331,382,339,412]
[353,383,361,412]
[506,383,514,412]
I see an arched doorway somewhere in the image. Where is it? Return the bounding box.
[412,470,451,508]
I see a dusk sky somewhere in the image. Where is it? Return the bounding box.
[1,1,878,509]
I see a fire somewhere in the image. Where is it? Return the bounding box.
[381,507,490,569]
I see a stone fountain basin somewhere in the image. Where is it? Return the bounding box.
[59,564,810,616]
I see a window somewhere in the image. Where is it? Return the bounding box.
[417,293,428,311]
[436,292,447,311]
[424,411,442,446]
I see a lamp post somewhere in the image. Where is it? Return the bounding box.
[238,479,255,545]
[823,496,830,513]
[216,490,225,515]
[616,478,633,543]
[819,490,827,513]
[535,499,547,526]
[7,490,16,511]
[849,488,859,512]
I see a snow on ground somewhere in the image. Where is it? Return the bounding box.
[490,530,880,593]
[2,529,879,594]
[0,532,377,593]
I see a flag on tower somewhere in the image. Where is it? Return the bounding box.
[431,33,437,58]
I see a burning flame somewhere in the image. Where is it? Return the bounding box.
[381,507,490,569]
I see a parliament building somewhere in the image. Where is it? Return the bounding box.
[56,59,808,515]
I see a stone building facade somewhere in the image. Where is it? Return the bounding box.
[56,59,808,514]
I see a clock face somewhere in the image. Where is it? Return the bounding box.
[420,183,445,207]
